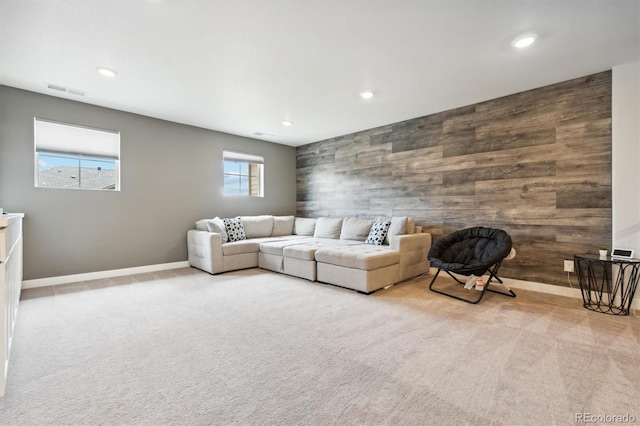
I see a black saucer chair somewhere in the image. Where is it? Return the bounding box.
[428,227,516,304]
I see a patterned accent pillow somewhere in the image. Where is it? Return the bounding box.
[223,218,246,242]
[365,222,391,245]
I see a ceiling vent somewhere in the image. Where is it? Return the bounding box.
[46,83,87,97]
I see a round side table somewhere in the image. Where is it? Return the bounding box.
[574,254,640,316]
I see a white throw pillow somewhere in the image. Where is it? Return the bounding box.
[195,219,209,231]
[313,217,343,239]
[293,217,317,236]
[272,216,295,236]
[206,217,228,242]
[239,215,274,238]
[340,217,375,241]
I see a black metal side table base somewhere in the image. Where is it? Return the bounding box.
[574,254,640,316]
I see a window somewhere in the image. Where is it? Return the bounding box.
[34,118,120,191]
[223,151,263,196]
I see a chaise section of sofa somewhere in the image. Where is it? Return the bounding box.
[315,245,402,293]
[187,214,431,293]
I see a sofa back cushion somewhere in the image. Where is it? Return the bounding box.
[314,217,343,239]
[376,216,410,245]
[239,215,274,238]
[294,217,317,236]
[272,215,295,236]
[407,218,416,234]
[340,217,375,241]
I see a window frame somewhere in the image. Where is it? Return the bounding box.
[222,150,264,197]
[34,118,121,191]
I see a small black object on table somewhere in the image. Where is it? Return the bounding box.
[574,254,640,316]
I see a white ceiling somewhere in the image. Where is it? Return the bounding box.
[1,0,638,147]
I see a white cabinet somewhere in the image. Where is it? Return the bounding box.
[0,213,23,397]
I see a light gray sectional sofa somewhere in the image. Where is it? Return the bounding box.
[187,215,431,294]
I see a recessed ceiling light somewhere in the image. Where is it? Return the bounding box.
[97,67,118,78]
[360,91,374,99]
[511,34,536,49]
[281,120,293,127]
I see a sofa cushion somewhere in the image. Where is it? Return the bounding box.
[240,215,274,238]
[294,217,317,236]
[222,239,261,255]
[224,218,246,242]
[260,237,316,256]
[315,245,400,271]
[206,217,229,242]
[313,217,343,239]
[272,215,295,236]
[340,217,375,241]
[283,239,359,261]
[365,221,391,245]
[283,244,322,261]
[377,216,408,245]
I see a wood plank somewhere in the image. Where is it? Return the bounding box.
[556,190,611,209]
[445,128,556,158]
[443,161,556,186]
[556,225,611,247]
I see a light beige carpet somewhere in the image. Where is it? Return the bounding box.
[1,267,638,425]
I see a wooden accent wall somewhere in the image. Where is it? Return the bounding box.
[296,71,612,287]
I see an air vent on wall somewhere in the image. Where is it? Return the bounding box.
[46,83,87,97]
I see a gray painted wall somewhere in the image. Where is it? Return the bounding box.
[0,86,296,280]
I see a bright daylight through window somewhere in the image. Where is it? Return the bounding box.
[34,118,120,191]
[223,151,263,197]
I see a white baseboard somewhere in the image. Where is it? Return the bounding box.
[429,267,640,311]
[22,261,190,289]
[23,264,640,311]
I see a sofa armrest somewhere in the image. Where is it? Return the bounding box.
[188,230,224,274]
[390,233,432,281]
[390,232,431,252]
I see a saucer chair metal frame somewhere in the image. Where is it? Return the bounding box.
[428,227,516,304]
